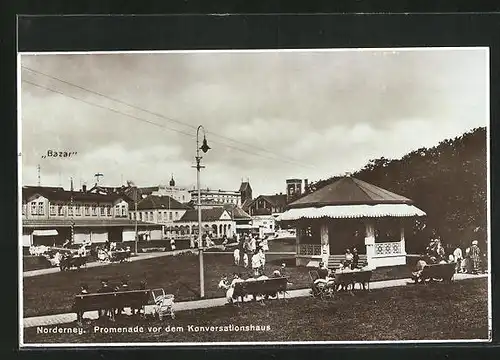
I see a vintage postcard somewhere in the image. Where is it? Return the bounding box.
[18,48,491,346]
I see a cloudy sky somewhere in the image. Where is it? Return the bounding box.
[19,48,488,196]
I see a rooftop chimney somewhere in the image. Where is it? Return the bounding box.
[82,184,87,193]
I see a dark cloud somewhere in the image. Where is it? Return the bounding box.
[20,49,487,195]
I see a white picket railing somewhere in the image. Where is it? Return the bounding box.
[374,241,402,256]
[298,244,322,256]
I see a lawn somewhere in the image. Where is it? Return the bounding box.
[22,249,415,318]
[23,278,489,343]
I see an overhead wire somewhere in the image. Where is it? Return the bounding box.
[22,78,315,169]
[21,66,314,169]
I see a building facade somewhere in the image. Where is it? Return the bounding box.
[22,186,161,247]
[189,188,242,208]
[173,208,236,239]
[251,214,277,237]
[128,194,192,238]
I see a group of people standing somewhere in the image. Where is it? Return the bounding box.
[424,237,483,274]
[233,234,269,276]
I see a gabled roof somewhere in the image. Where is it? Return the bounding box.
[241,198,253,212]
[287,176,413,209]
[22,186,127,204]
[250,194,288,208]
[222,204,252,219]
[177,208,230,222]
[137,195,191,210]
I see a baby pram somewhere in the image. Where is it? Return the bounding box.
[151,288,175,320]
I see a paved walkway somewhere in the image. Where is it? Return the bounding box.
[23,247,211,278]
[23,272,487,328]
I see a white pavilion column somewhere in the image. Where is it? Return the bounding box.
[320,222,330,264]
[400,220,406,255]
[364,219,376,268]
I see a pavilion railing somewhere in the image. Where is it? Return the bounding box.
[298,244,322,256]
[374,241,402,256]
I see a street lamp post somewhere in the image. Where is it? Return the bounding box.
[194,125,210,298]
[134,195,138,255]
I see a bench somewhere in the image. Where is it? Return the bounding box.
[110,250,131,262]
[419,262,455,283]
[60,256,88,271]
[73,289,151,321]
[232,277,288,304]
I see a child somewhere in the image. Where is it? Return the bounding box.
[243,252,249,268]
[233,248,240,266]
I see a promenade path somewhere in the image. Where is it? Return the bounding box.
[23,245,237,278]
[23,272,487,328]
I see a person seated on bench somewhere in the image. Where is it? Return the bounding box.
[97,279,113,320]
[218,275,230,291]
[76,283,89,324]
[411,259,427,283]
[226,273,244,304]
[311,262,331,296]
[116,279,131,317]
[131,281,147,316]
[335,262,355,291]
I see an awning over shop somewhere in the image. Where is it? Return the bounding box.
[280,204,426,221]
[33,229,58,236]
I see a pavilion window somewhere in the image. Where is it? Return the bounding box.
[115,205,120,217]
[100,206,106,216]
[121,205,126,217]
[169,212,173,220]
[49,203,56,216]
[85,205,90,216]
[30,202,37,215]
[22,203,26,215]
[68,205,74,216]
[58,204,64,216]
[75,205,81,216]
[106,205,112,216]
[91,204,97,216]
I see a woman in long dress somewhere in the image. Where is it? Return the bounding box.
[469,240,481,274]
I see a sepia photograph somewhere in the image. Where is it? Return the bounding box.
[18,48,490,346]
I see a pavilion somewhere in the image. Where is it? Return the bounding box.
[278,176,426,268]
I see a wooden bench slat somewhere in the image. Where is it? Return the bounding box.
[233,277,288,298]
[73,290,151,312]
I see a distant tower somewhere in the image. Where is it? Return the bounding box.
[37,164,41,186]
[239,179,253,204]
[94,173,103,184]
[169,173,175,187]
[286,179,303,202]
[70,177,74,192]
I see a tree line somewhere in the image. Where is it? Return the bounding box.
[304,127,487,254]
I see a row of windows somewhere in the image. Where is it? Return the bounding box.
[24,201,127,217]
[130,211,180,222]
